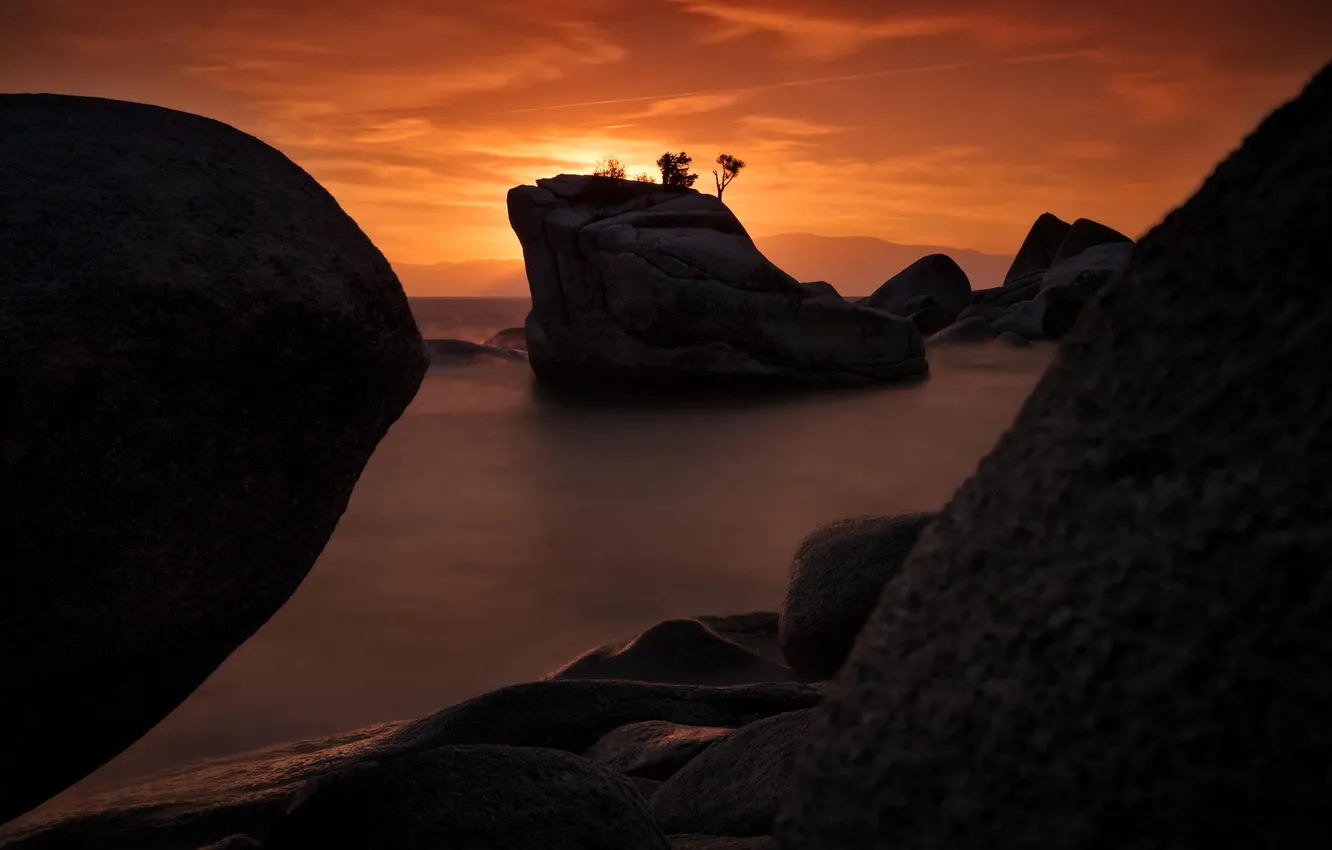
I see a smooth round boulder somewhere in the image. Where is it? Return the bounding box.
[0,94,427,824]
[263,745,669,850]
[779,514,934,678]
[652,709,814,837]
[860,253,972,318]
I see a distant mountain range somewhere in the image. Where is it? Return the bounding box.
[393,234,1014,299]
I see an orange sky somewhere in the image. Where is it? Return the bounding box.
[3,0,1330,268]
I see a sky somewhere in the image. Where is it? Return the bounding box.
[3,0,1330,268]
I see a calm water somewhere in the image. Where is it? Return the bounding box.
[43,296,1057,810]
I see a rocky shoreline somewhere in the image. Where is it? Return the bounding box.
[3,60,1331,850]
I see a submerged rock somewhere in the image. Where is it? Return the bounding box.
[0,94,426,825]
[776,62,1332,850]
[425,337,529,365]
[483,326,529,351]
[507,175,926,389]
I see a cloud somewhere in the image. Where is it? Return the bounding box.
[735,115,850,136]
[639,93,745,117]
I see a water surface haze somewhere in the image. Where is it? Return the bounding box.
[46,297,1057,808]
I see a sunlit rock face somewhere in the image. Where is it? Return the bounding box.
[507,175,926,389]
[775,61,1332,850]
[0,93,427,825]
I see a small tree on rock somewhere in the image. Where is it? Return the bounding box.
[592,157,627,179]
[633,172,656,183]
[713,153,746,201]
[656,151,698,188]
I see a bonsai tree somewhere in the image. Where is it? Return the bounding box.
[713,153,746,201]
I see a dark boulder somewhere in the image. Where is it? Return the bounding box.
[779,514,935,678]
[0,681,823,849]
[584,721,733,780]
[925,316,995,345]
[1001,212,1071,284]
[262,745,669,850]
[859,254,972,318]
[776,62,1332,850]
[1050,217,1134,266]
[652,710,813,837]
[908,306,952,336]
[546,616,806,686]
[0,94,426,825]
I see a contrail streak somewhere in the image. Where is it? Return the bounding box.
[487,51,1092,116]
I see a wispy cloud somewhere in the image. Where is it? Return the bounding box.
[488,52,1088,115]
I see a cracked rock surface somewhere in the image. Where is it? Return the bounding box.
[506,175,926,389]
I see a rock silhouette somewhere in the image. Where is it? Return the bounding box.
[775,61,1332,850]
[0,94,426,825]
[507,175,925,388]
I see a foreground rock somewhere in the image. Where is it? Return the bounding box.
[858,254,972,319]
[779,514,934,678]
[653,710,813,837]
[0,680,822,848]
[776,62,1332,849]
[584,721,733,780]
[263,745,669,850]
[507,175,926,389]
[548,612,808,686]
[0,94,427,825]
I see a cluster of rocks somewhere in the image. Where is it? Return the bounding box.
[5,59,1332,850]
[0,514,926,849]
[501,176,1139,390]
[925,214,1135,345]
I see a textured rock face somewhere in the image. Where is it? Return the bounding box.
[507,175,926,388]
[859,254,972,318]
[775,62,1332,850]
[0,94,427,824]
[653,710,813,837]
[0,680,823,849]
[262,745,670,850]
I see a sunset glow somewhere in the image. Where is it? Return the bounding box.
[4,0,1329,279]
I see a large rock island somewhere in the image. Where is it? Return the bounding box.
[507,176,926,389]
